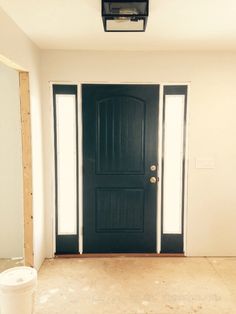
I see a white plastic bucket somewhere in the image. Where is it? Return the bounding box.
[0,266,37,314]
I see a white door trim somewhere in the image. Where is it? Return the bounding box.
[49,81,190,256]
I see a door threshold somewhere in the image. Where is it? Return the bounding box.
[55,253,185,258]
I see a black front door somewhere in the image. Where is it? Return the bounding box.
[82,84,159,253]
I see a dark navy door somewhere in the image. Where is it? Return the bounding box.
[82,84,159,253]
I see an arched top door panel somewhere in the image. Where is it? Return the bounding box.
[96,95,146,174]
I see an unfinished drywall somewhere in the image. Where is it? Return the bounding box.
[0,62,23,258]
[0,8,44,269]
[41,50,236,257]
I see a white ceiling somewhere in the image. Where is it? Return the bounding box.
[1,0,236,51]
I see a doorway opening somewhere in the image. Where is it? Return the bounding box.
[0,59,33,269]
[53,83,188,255]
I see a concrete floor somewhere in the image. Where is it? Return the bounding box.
[34,257,236,314]
[0,258,24,272]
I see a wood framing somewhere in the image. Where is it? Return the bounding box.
[19,72,34,267]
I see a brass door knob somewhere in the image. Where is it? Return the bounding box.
[150,177,157,184]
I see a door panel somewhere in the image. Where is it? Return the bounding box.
[96,96,145,174]
[82,84,159,253]
[96,188,144,232]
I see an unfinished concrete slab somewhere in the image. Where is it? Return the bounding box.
[0,259,24,272]
[35,257,236,314]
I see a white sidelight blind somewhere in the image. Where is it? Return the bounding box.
[56,94,77,235]
[163,95,185,234]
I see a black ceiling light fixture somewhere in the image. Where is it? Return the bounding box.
[102,0,149,32]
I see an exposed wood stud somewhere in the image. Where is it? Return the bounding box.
[19,72,34,268]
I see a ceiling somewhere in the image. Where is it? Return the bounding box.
[1,0,236,51]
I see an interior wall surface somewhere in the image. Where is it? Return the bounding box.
[0,8,45,269]
[41,50,236,257]
[0,62,23,258]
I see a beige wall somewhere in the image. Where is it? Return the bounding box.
[41,50,236,257]
[0,8,45,269]
[0,62,23,258]
[1,3,236,259]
